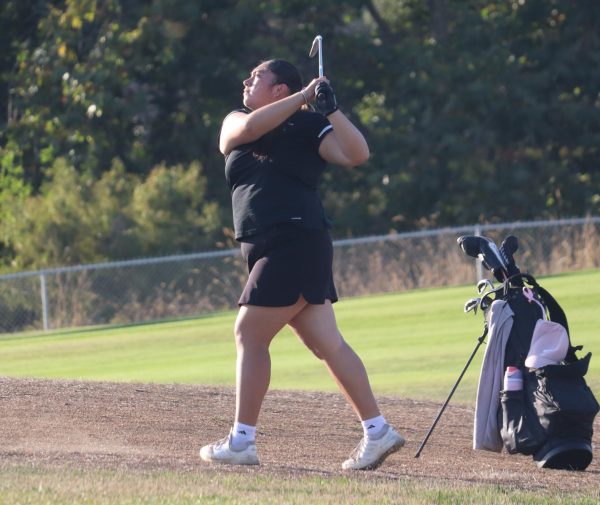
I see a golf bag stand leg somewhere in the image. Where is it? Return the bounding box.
[414,325,488,458]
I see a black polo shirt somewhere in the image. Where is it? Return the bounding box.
[224,108,334,240]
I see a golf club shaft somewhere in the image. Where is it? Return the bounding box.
[318,37,323,77]
[414,326,488,458]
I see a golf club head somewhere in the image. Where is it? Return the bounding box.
[457,235,482,258]
[480,293,494,312]
[464,297,480,314]
[500,235,518,266]
[477,278,494,295]
[309,35,322,57]
[309,35,323,77]
[500,235,521,279]
[457,235,505,266]
[458,235,509,283]
[479,241,509,282]
[501,235,519,257]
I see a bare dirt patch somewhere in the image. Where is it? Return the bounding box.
[0,377,598,493]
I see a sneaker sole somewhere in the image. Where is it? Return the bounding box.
[202,457,259,465]
[199,449,259,466]
[355,437,406,471]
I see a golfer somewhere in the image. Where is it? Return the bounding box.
[199,59,405,470]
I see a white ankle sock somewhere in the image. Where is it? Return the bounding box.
[362,415,387,438]
[231,422,256,449]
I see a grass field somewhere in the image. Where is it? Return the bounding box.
[1,269,599,402]
[2,465,599,505]
[1,269,600,505]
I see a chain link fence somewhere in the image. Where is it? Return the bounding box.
[1,217,599,334]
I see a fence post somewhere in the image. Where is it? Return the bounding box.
[40,273,49,331]
[474,224,484,281]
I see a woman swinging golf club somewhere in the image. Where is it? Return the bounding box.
[199,56,405,470]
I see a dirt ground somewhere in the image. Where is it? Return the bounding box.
[0,377,599,493]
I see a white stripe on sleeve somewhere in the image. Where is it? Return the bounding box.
[317,124,333,138]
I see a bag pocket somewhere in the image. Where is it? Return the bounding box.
[499,386,546,455]
[532,353,600,441]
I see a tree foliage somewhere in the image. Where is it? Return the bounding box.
[1,0,600,270]
[5,157,220,269]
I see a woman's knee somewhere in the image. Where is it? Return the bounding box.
[303,333,345,360]
[304,341,325,360]
[234,321,271,351]
[234,323,253,349]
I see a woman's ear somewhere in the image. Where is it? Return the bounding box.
[272,83,289,98]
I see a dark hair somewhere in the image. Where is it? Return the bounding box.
[265,59,303,93]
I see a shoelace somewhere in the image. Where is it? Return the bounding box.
[213,435,231,451]
[349,437,368,460]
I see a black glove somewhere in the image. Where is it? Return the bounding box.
[315,82,338,117]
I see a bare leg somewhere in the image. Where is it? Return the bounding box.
[288,301,380,421]
[234,297,307,426]
[202,297,403,469]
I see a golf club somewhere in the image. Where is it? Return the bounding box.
[480,240,509,282]
[457,235,509,283]
[309,35,323,77]
[479,293,494,311]
[464,297,481,314]
[500,235,518,264]
[457,235,482,258]
[500,235,521,281]
[477,279,494,295]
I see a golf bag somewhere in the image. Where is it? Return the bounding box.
[461,235,599,470]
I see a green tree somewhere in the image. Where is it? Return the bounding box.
[2,156,221,270]
[2,0,600,267]
[6,157,105,269]
[129,161,223,256]
[349,0,600,233]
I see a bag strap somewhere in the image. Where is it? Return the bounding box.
[536,285,569,334]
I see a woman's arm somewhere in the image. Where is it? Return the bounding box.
[318,110,370,168]
[219,77,327,155]
[219,93,304,155]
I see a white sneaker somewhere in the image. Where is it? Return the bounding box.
[199,431,259,465]
[342,425,405,470]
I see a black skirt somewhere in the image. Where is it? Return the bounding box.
[238,224,338,306]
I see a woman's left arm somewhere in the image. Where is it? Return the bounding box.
[318,110,370,168]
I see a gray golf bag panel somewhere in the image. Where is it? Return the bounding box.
[494,274,599,470]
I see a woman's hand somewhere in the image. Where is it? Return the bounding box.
[302,76,329,102]
[220,81,315,155]
[302,76,370,167]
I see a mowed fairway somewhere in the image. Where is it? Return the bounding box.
[1,269,599,401]
[1,270,600,505]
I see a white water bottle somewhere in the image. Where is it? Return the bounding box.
[503,366,523,391]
